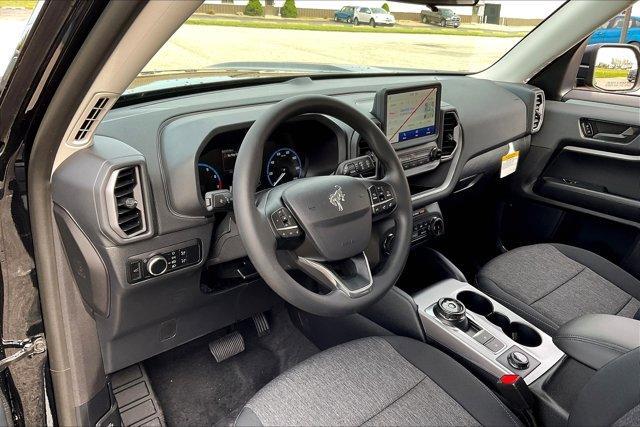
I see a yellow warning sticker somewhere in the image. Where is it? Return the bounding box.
[500,151,519,178]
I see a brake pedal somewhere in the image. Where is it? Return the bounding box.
[252,312,270,337]
[209,331,245,363]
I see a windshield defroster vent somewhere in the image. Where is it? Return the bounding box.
[532,91,545,133]
[106,166,147,238]
[441,111,460,159]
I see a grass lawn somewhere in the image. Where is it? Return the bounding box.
[594,67,630,78]
[186,17,527,38]
[0,0,36,8]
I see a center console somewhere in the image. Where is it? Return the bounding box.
[413,279,564,384]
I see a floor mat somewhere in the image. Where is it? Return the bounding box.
[144,306,318,426]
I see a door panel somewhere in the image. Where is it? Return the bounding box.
[503,98,640,277]
[511,99,640,226]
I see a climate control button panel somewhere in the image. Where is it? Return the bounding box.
[127,240,201,284]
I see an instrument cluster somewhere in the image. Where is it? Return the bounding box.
[197,118,340,197]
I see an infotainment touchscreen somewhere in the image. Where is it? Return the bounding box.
[372,83,441,149]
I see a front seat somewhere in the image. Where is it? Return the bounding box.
[476,243,640,334]
[236,336,520,426]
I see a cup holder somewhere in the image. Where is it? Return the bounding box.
[456,291,543,347]
[486,312,510,329]
[504,322,542,347]
[456,291,493,316]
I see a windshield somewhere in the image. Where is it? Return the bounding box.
[126,0,565,95]
[441,9,454,17]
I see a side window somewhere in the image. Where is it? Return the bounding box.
[610,17,625,29]
[0,1,44,89]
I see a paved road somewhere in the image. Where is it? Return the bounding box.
[146,24,520,73]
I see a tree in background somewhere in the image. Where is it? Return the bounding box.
[381,3,390,12]
[280,0,298,18]
[244,0,264,16]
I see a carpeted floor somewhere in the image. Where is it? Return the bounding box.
[144,306,318,426]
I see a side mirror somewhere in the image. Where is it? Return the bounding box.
[580,43,640,92]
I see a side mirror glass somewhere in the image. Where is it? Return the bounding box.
[582,44,640,92]
[593,46,638,91]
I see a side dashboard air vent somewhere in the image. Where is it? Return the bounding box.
[441,111,459,159]
[69,93,117,146]
[532,91,545,133]
[106,166,147,238]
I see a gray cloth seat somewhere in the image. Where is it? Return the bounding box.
[236,336,520,426]
[476,243,640,334]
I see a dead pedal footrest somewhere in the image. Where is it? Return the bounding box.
[209,331,245,363]
[111,363,165,426]
[252,312,271,337]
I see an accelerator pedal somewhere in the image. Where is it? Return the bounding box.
[209,331,245,363]
[252,312,271,337]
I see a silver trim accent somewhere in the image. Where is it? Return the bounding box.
[563,146,640,162]
[147,255,168,276]
[414,279,564,385]
[411,138,462,203]
[105,165,148,239]
[297,252,373,298]
[411,110,462,203]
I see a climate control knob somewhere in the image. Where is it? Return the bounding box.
[147,255,168,276]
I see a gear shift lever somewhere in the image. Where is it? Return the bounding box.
[434,297,469,331]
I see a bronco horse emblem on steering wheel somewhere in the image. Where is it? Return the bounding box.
[329,185,346,212]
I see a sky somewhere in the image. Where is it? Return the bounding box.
[206,0,567,19]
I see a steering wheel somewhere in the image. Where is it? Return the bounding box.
[232,95,412,316]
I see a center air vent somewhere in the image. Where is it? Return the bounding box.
[106,166,147,238]
[441,111,460,158]
[532,91,545,133]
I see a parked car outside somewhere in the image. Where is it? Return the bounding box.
[353,7,395,27]
[334,6,355,24]
[421,8,461,28]
[588,15,640,45]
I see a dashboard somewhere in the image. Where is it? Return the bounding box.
[50,74,543,373]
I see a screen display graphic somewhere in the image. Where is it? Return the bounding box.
[386,88,438,144]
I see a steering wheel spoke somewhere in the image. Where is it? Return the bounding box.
[296,252,373,298]
[365,179,397,220]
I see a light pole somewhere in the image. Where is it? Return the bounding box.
[619,6,632,44]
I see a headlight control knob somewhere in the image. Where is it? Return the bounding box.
[427,217,445,237]
[147,255,168,276]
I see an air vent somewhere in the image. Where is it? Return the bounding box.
[441,111,459,158]
[68,93,117,146]
[532,91,545,133]
[106,166,147,238]
[357,136,372,157]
